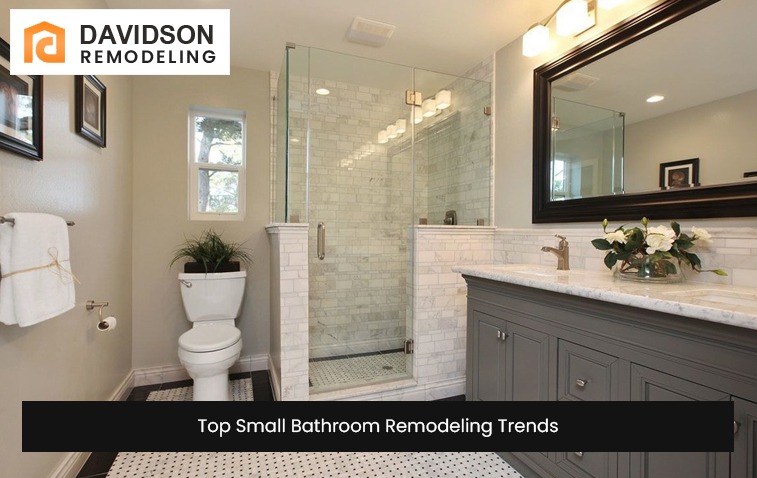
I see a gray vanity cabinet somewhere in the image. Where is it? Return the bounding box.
[629,365,730,478]
[462,275,757,478]
[467,308,550,402]
[732,397,757,478]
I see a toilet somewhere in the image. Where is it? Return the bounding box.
[177,270,246,401]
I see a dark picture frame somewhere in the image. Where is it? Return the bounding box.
[660,158,700,189]
[0,38,43,161]
[75,75,106,148]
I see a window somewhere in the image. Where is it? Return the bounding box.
[188,107,246,221]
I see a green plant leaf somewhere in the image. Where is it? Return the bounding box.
[168,228,253,272]
[603,252,618,269]
[670,221,680,236]
[624,228,643,251]
[591,238,613,250]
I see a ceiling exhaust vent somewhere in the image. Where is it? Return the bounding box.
[346,16,396,47]
[553,72,600,92]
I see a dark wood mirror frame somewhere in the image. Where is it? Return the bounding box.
[532,0,757,223]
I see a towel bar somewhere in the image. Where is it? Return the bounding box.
[0,216,75,226]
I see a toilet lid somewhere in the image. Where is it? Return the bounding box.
[179,325,241,352]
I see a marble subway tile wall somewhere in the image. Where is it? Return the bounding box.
[413,226,495,393]
[494,226,757,288]
[288,75,413,358]
[266,224,310,401]
[422,76,492,226]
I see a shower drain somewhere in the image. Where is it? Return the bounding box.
[382,365,393,370]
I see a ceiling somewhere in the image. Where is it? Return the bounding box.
[102,0,554,76]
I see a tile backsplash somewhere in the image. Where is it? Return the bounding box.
[495,226,757,288]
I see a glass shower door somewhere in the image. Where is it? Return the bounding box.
[303,48,415,393]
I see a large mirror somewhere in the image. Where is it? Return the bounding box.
[532,0,757,223]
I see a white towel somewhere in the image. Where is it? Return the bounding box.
[0,212,76,327]
[0,218,15,325]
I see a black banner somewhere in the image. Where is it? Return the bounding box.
[23,400,732,452]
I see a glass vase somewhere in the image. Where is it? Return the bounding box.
[613,254,685,283]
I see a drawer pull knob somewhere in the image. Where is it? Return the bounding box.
[734,420,740,435]
[574,452,584,457]
[575,378,587,388]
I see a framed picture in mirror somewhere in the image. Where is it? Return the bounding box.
[660,158,700,189]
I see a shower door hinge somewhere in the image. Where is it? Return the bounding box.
[404,339,414,354]
[405,90,422,106]
[484,106,492,116]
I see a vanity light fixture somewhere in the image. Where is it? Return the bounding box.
[522,0,597,57]
[377,130,388,144]
[413,106,423,124]
[386,124,398,139]
[421,98,437,117]
[435,90,451,110]
[646,95,665,103]
[523,24,550,57]
[315,88,330,95]
[395,119,407,135]
[556,0,595,36]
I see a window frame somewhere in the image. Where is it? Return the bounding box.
[188,107,246,221]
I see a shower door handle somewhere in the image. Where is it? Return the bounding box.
[317,222,326,260]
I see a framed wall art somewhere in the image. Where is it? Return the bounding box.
[75,75,106,148]
[0,37,43,160]
[660,158,699,189]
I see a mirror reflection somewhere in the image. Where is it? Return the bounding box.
[550,0,757,201]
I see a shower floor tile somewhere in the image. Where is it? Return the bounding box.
[309,350,407,389]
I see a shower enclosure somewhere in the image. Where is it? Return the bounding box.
[274,45,491,394]
[550,97,624,200]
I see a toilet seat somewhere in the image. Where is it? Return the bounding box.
[179,325,241,353]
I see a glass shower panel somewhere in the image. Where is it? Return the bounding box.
[285,46,310,223]
[411,70,492,225]
[273,51,288,223]
[551,97,624,200]
[305,48,414,392]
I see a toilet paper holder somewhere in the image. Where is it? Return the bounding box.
[86,300,111,330]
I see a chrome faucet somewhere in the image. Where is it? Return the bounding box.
[541,235,570,270]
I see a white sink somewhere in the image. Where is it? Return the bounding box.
[665,289,757,308]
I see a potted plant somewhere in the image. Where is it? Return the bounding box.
[169,228,253,273]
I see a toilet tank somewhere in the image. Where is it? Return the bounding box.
[178,271,246,322]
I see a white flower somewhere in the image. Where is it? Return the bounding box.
[645,225,675,253]
[691,226,712,244]
[604,230,627,244]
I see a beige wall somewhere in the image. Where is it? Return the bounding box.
[491,0,757,230]
[0,0,133,476]
[131,68,271,370]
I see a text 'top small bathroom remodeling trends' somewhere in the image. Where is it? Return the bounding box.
[273,44,492,396]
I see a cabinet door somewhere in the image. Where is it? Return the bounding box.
[471,310,506,401]
[557,341,624,478]
[732,397,757,478]
[629,365,730,478]
[505,321,550,401]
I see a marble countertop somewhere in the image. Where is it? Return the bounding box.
[452,264,757,331]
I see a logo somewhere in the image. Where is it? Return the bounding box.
[10,10,230,76]
[24,21,65,63]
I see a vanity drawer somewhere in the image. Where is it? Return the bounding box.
[558,340,623,402]
[557,451,618,478]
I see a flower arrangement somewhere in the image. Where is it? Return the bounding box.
[591,217,727,279]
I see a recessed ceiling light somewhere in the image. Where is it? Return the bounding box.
[315,88,330,96]
[646,95,665,103]
[290,138,300,143]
